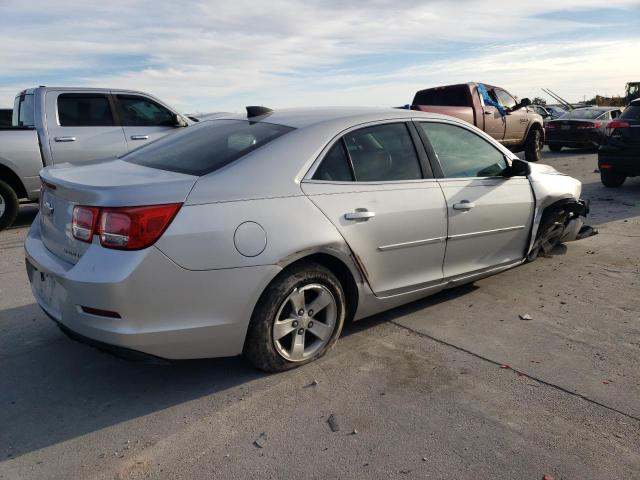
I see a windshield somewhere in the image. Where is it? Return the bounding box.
[123,119,294,176]
[559,109,606,120]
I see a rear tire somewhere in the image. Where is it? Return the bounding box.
[548,144,563,152]
[0,180,19,231]
[244,262,346,372]
[524,128,543,162]
[600,170,626,188]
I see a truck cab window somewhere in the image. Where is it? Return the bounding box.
[116,95,175,127]
[57,94,115,127]
[494,89,517,109]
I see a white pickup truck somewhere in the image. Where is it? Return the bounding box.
[0,87,191,230]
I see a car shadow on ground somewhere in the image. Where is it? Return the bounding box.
[0,282,482,460]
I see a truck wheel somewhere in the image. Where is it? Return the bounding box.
[0,180,19,231]
[548,144,563,152]
[244,261,346,372]
[600,170,626,188]
[524,128,543,162]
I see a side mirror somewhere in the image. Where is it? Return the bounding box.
[520,97,532,107]
[174,114,189,128]
[503,158,531,177]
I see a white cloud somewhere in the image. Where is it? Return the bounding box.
[0,0,638,110]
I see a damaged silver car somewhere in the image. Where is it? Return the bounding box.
[25,107,592,372]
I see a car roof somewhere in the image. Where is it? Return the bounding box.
[573,106,619,111]
[203,107,454,129]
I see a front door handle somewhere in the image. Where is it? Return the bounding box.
[344,209,376,221]
[453,201,475,211]
[131,135,149,140]
[54,136,76,142]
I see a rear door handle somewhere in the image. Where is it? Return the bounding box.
[130,135,149,140]
[453,201,475,211]
[344,209,376,220]
[54,136,76,142]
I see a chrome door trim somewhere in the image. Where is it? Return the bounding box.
[378,236,445,252]
[447,225,526,241]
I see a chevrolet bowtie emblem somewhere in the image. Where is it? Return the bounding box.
[43,201,54,216]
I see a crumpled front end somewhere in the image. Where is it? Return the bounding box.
[527,163,596,257]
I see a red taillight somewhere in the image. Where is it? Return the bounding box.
[606,120,630,129]
[72,203,181,249]
[97,204,182,250]
[72,206,99,243]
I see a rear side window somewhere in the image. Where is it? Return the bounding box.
[413,86,470,107]
[116,94,176,126]
[57,93,115,126]
[621,106,640,120]
[12,94,35,127]
[418,122,507,178]
[123,119,294,176]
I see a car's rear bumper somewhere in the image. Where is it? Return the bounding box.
[24,219,281,360]
[598,148,640,176]
[546,130,602,148]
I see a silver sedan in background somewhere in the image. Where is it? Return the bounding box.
[25,107,591,371]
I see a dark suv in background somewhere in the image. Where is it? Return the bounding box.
[598,99,640,187]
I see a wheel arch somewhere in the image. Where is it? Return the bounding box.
[0,162,27,199]
[264,249,363,324]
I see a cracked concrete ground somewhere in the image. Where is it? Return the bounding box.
[1,148,639,479]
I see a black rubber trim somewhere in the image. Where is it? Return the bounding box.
[41,308,169,364]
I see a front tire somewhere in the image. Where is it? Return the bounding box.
[526,208,568,262]
[244,262,346,372]
[600,170,626,188]
[0,180,19,231]
[524,128,543,162]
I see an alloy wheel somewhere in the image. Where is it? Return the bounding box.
[0,193,5,218]
[272,284,337,362]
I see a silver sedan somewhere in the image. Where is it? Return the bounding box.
[25,107,591,371]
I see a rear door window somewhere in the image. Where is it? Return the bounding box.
[115,95,176,126]
[313,141,354,181]
[57,93,115,126]
[344,123,422,181]
[418,122,507,178]
[123,119,294,176]
[413,86,470,107]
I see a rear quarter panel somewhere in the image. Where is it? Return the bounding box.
[155,195,356,272]
[0,129,44,199]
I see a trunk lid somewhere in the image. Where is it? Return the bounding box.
[39,159,197,264]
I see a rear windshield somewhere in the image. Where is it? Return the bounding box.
[123,119,294,176]
[559,109,606,120]
[620,105,640,121]
[413,86,470,107]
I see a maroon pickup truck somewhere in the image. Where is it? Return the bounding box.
[412,82,544,162]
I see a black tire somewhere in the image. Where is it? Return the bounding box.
[524,128,543,162]
[600,170,626,188]
[0,180,19,231]
[244,261,346,372]
[548,144,563,152]
[526,208,568,262]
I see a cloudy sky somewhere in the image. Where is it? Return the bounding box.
[1,0,639,113]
